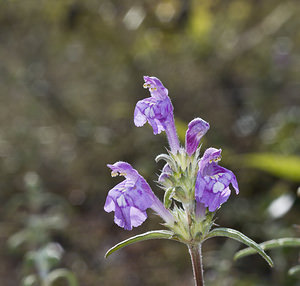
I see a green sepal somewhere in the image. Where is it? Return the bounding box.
[164,188,174,209]
[234,237,300,260]
[174,186,188,202]
[288,265,300,276]
[105,230,175,258]
[205,227,273,267]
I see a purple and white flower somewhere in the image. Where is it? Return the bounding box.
[134,76,180,153]
[195,148,239,212]
[104,161,174,230]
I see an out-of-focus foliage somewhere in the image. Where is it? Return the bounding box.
[234,237,300,260]
[6,172,78,286]
[240,153,300,182]
[0,0,299,285]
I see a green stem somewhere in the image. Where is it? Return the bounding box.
[188,244,205,286]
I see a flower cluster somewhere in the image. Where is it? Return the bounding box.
[105,76,239,241]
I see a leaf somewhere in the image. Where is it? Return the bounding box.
[234,238,300,260]
[205,227,273,267]
[105,230,175,258]
[44,269,78,286]
[241,153,300,182]
[288,265,300,276]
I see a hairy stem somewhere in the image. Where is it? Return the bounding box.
[188,244,205,286]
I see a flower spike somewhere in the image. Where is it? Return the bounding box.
[134,76,180,153]
[104,76,275,285]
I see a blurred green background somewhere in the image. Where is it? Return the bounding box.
[0,0,299,285]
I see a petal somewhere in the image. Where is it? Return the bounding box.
[220,187,231,203]
[148,118,164,135]
[209,164,239,194]
[134,105,147,127]
[207,192,220,212]
[134,98,153,127]
[211,187,231,212]
[195,170,235,212]
[108,184,151,230]
[185,118,210,155]
[195,175,206,200]
[134,97,168,135]
[107,161,139,181]
[199,148,222,174]
[128,178,154,210]
[199,187,231,212]
[114,205,132,230]
[230,173,239,194]
[212,181,226,193]
[143,76,168,99]
[104,195,115,213]
[130,207,147,227]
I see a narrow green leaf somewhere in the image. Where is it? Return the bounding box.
[234,238,300,260]
[205,227,273,267]
[105,230,175,258]
[288,265,300,276]
[44,269,78,286]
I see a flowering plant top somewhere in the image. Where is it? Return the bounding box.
[105,76,238,235]
[104,76,273,286]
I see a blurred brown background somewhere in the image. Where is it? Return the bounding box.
[0,0,299,285]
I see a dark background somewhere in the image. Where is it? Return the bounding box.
[0,1,299,285]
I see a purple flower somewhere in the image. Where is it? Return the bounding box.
[195,148,239,212]
[134,76,180,153]
[185,118,210,156]
[104,161,174,230]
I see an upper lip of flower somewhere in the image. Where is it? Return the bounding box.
[142,76,169,100]
[107,162,140,182]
